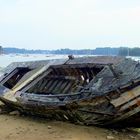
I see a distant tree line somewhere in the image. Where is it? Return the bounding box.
[52,49,94,55]
[2,46,140,56]
[3,47,120,55]
[118,47,140,56]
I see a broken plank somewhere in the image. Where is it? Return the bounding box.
[111,86,140,107]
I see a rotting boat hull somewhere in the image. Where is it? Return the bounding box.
[0,56,140,127]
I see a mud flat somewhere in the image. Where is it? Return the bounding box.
[0,112,139,140]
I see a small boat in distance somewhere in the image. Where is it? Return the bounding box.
[0,56,140,127]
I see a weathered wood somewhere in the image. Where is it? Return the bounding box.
[41,80,53,92]
[119,97,140,111]
[62,81,74,94]
[13,66,52,92]
[1,56,140,127]
[21,68,52,92]
[49,80,59,93]
[52,80,63,93]
[0,68,19,85]
[59,81,69,94]
[78,109,114,116]
[108,64,119,79]
[106,105,140,125]
[111,86,140,107]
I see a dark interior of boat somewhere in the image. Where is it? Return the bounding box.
[0,64,104,95]
[26,64,104,95]
[1,67,31,89]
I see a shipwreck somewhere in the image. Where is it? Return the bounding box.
[0,56,140,127]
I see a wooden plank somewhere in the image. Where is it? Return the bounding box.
[61,81,70,94]
[39,79,48,92]
[78,109,114,116]
[0,69,19,85]
[52,80,63,93]
[21,69,52,92]
[12,65,52,92]
[106,106,140,125]
[62,81,74,94]
[111,86,140,107]
[59,80,69,94]
[49,80,59,93]
[119,97,140,111]
[35,79,50,93]
[13,59,68,92]
[3,60,66,101]
[45,75,76,80]
[43,80,54,93]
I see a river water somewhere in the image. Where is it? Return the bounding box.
[0,54,138,75]
[0,54,140,68]
[0,54,67,75]
[0,54,69,68]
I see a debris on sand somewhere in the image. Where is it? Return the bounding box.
[9,110,20,116]
[106,135,115,140]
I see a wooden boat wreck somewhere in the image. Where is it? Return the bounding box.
[0,56,140,127]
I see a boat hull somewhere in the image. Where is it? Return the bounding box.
[0,56,140,127]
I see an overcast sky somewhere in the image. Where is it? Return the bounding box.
[0,0,140,50]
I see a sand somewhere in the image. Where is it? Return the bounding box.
[0,113,139,140]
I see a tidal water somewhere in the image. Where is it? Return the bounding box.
[0,54,69,68]
[0,54,139,68]
[0,54,68,76]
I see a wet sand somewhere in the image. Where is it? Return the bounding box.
[0,113,139,140]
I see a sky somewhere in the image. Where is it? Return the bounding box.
[0,0,140,50]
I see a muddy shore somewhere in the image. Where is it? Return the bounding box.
[0,111,139,140]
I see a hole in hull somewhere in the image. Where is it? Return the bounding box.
[1,67,31,89]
